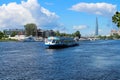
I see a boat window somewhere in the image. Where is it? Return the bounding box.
[56,40,59,43]
[52,40,56,43]
[48,39,52,42]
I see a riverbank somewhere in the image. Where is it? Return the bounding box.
[0,39,18,42]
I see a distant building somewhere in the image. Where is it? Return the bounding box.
[95,17,99,36]
[4,29,25,35]
[3,29,26,40]
[9,35,26,40]
[37,29,44,37]
[111,29,120,35]
[43,30,55,38]
[37,29,55,38]
[3,29,55,40]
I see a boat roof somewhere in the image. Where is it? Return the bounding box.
[48,37,60,40]
[47,36,74,40]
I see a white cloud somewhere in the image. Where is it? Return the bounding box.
[73,25,88,30]
[69,2,116,16]
[0,0,59,29]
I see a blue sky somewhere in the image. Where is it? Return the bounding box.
[0,0,120,36]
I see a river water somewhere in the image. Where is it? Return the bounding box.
[0,40,120,80]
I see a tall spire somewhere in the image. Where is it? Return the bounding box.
[95,17,98,36]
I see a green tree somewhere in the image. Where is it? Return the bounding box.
[74,31,81,38]
[112,11,120,28]
[107,35,113,40]
[113,33,120,39]
[54,30,81,38]
[10,31,17,37]
[0,31,4,39]
[24,23,37,36]
[55,31,60,36]
[4,35,8,38]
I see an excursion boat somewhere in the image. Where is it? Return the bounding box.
[45,37,79,48]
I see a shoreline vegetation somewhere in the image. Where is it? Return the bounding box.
[97,34,120,40]
[0,35,120,42]
[1,31,120,42]
[1,30,120,42]
[0,38,18,42]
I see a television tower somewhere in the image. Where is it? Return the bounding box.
[95,17,98,36]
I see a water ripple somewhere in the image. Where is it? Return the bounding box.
[0,40,120,80]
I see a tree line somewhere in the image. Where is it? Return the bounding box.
[55,31,81,38]
[0,31,8,39]
[0,23,81,39]
[24,23,81,38]
[98,33,120,40]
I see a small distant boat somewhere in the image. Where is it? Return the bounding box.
[45,36,79,49]
[23,36,36,42]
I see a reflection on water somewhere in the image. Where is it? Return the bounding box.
[93,56,114,68]
[46,49,56,55]
[0,40,120,80]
